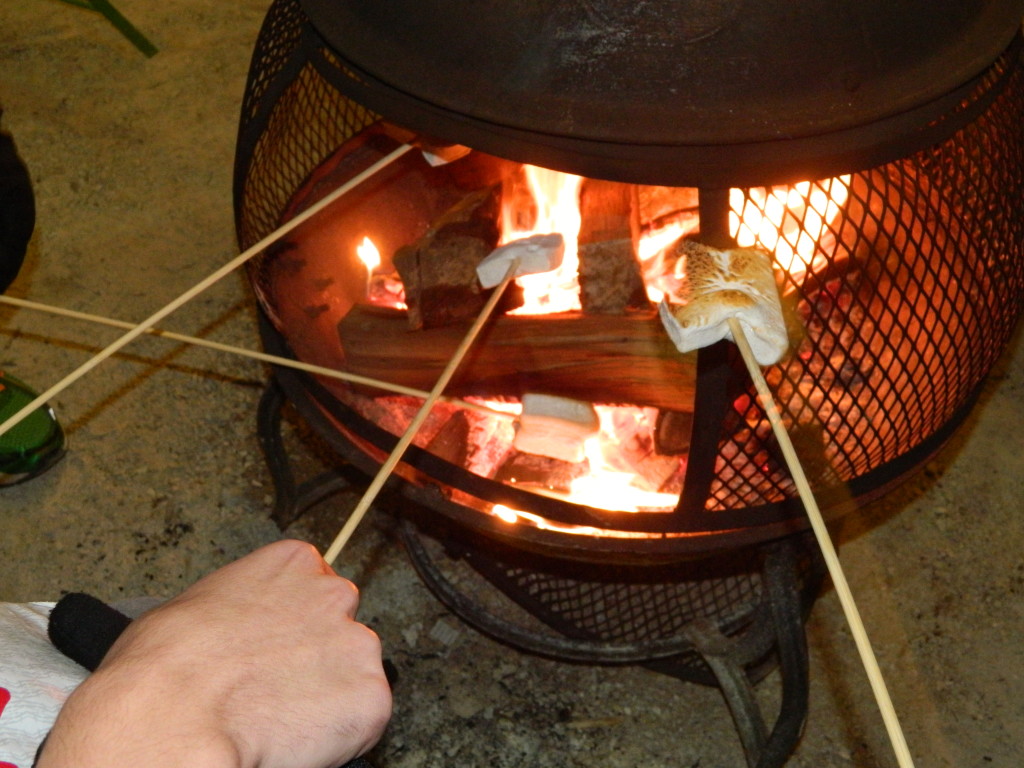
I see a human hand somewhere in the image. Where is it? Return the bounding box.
[37,539,392,768]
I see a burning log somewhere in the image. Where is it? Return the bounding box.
[337,306,697,411]
[493,450,589,493]
[654,410,694,455]
[425,409,471,466]
[577,179,649,314]
[635,185,700,233]
[578,241,651,314]
[392,185,516,329]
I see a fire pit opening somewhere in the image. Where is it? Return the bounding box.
[234,1,1024,765]
[236,3,1024,557]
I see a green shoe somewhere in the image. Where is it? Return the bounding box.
[0,371,66,486]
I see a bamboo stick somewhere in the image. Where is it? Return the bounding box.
[0,294,511,419]
[322,259,521,565]
[728,316,915,768]
[0,143,414,441]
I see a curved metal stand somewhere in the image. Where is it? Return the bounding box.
[678,541,810,768]
[256,377,354,529]
[402,520,818,768]
[257,369,820,767]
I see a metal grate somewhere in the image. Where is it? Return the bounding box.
[235,0,1024,547]
[235,0,379,294]
[710,64,1024,513]
[400,518,820,662]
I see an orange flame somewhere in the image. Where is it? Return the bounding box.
[501,165,583,314]
[351,167,853,527]
[730,176,850,274]
[356,235,381,273]
[489,171,851,525]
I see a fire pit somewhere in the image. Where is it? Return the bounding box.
[233,1,1024,764]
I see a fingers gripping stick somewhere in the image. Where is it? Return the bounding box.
[322,234,565,565]
[659,241,916,768]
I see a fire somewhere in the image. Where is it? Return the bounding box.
[353,162,851,526]
[638,222,696,303]
[356,235,407,308]
[729,176,850,275]
[355,235,381,299]
[489,401,679,515]
[638,177,851,301]
[485,170,851,521]
[564,406,679,511]
[501,165,583,314]
[490,503,658,538]
[356,235,380,272]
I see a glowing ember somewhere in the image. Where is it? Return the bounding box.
[567,463,679,512]
[496,403,679,515]
[493,504,519,524]
[490,504,661,539]
[565,406,678,512]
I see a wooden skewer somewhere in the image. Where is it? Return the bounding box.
[0,143,414,441]
[322,259,521,565]
[727,317,915,768]
[0,294,512,420]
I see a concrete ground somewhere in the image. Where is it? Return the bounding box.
[1,3,1023,766]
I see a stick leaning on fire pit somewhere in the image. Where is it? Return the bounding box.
[659,241,916,768]
[321,234,565,565]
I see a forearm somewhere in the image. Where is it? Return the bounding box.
[34,541,391,768]
[36,664,242,768]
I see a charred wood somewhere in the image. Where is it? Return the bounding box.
[392,185,519,330]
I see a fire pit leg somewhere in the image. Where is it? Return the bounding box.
[757,540,813,768]
[683,540,810,768]
[256,377,354,529]
[683,618,769,763]
[401,517,822,766]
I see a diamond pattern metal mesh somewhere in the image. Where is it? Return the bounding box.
[506,565,762,644]
[235,0,1024,534]
[709,57,1024,512]
[235,0,379,263]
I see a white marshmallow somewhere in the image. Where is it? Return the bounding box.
[476,233,565,289]
[514,393,599,464]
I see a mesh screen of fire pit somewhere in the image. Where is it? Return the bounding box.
[235,0,1024,557]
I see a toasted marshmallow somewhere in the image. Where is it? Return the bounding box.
[659,242,789,365]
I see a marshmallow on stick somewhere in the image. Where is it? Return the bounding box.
[515,393,599,463]
[322,235,565,566]
[658,241,916,768]
[476,233,565,289]
[659,240,788,365]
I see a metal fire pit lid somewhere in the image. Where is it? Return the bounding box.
[300,0,1023,155]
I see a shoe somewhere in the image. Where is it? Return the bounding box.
[0,371,66,486]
